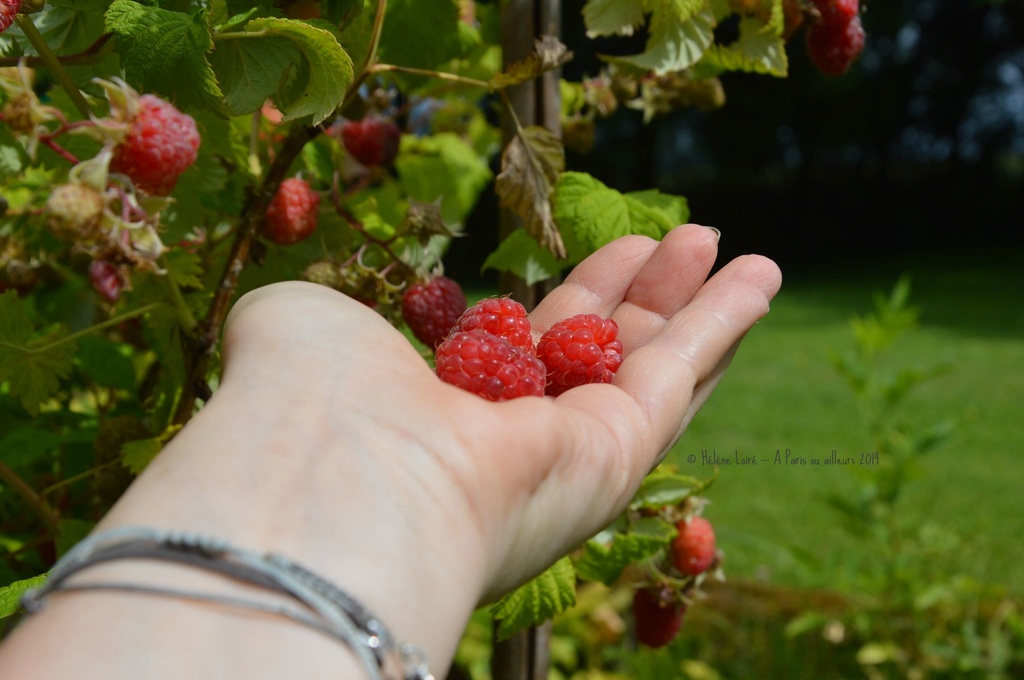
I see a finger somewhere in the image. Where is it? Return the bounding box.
[608,254,782,460]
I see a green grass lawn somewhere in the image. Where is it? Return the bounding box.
[667,245,1024,596]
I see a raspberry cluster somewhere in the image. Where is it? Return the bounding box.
[805,0,865,76]
[429,295,625,402]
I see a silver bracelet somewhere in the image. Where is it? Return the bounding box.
[20,526,434,680]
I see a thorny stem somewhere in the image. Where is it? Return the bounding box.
[346,0,389,101]
[171,123,321,427]
[0,461,59,533]
[1,303,165,356]
[0,33,113,68]
[13,15,93,120]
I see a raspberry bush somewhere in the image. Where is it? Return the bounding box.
[0,0,864,660]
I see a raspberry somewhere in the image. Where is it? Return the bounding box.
[806,14,865,76]
[263,177,320,245]
[44,183,105,240]
[110,94,200,196]
[402,276,467,348]
[435,330,545,401]
[0,0,21,34]
[671,516,717,576]
[810,0,858,25]
[451,296,534,352]
[537,313,623,396]
[631,587,685,649]
[89,260,124,303]
[340,115,402,168]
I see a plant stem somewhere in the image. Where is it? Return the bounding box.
[0,461,59,533]
[0,33,113,68]
[369,63,491,90]
[165,277,198,334]
[13,15,93,120]
[346,0,389,101]
[5,303,165,356]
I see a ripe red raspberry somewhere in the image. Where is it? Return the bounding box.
[89,260,124,303]
[110,94,200,196]
[671,516,717,576]
[451,296,534,352]
[402,276,467,348]
[806,14,865,76]
[340,115,401,168]
[537,313,623,396]
[435,330,545,401]
[0,0,21,34]
[631,587,685,649]
[263,177,320,245]
[810,0,858,25]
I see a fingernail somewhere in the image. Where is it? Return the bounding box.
[705,226,721,241]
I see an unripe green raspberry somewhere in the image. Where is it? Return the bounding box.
[302,260,342,288]
[45,182,105,240]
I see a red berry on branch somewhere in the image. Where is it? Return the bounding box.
[402,276,467,348]
[110,94,200,196]
[340,115,402,168]
[89,260,124,303]
[451,296,534,352]
[263,177,320,245]
[537,313,623,396]
[806,14,865,76]
[435,330,546,401]
[631,587,685,649]
[671,516,717,576]
[810,0,859,26]
[0,0,21,34]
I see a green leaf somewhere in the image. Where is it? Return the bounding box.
[0,125,27,178]
[630,467,718,509]
[396,133,493,227]
[105,1,227,115]
[481,229,566,286]
[553,172,679,263]
[322,0,365,30]
[490,556,577,640]
[583,0,646,38]
[0,291,76,415]
[121,434,163,474]
[74,336,137,391]
[603,3,715,75]
[162,249,205,290]
[239,17,353,125]
[0,574,46,619]
[209,27,299,116]
[575,520,675,585]
[376,0,463,69]
[626,188,690,226]
[495,126,566,258]
[696,17,788,77]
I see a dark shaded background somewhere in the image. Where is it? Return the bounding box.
[452,0,1024,284]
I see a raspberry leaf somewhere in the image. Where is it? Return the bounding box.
[490,556,577,641]
[582,0,646,39]
[630,468,719,510]
[0,574,47,619]
[481,229,565,286]
[553,172,683,263]
[697,17,789,78]
[105,1,228,116]
[122,424,182,475]
[575,519,676,585]
[243,17,353,125]
[495,125,566,258]
[163,248,205,290]
[208,23,302,117]
[321,0,365,29]
[0,290,77,415]
[490,36,573,90]
[602,2,715,75]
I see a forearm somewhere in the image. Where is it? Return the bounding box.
[0,379,485,679]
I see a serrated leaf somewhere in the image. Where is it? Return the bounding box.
[0,574,46,619]
[697,17,788,77]
[376,0,463,69]
[209,28,298,116]
[490,36,573,89]
[240,17,353,125]
[630,467,718,509]
[0,125,27,178]
[0,291,76,415]
[495,126,566,258]
[626,188,690,226]
[121,424,181,474]
[603,4,715,75]
[481,229,566,286]
[490,556,576,640]
[105,1,227,115]
[574,525,673,585]
[162,248,204,290]
[322,0,364,30]
[553,172,679,263]
[583,0,646,38]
